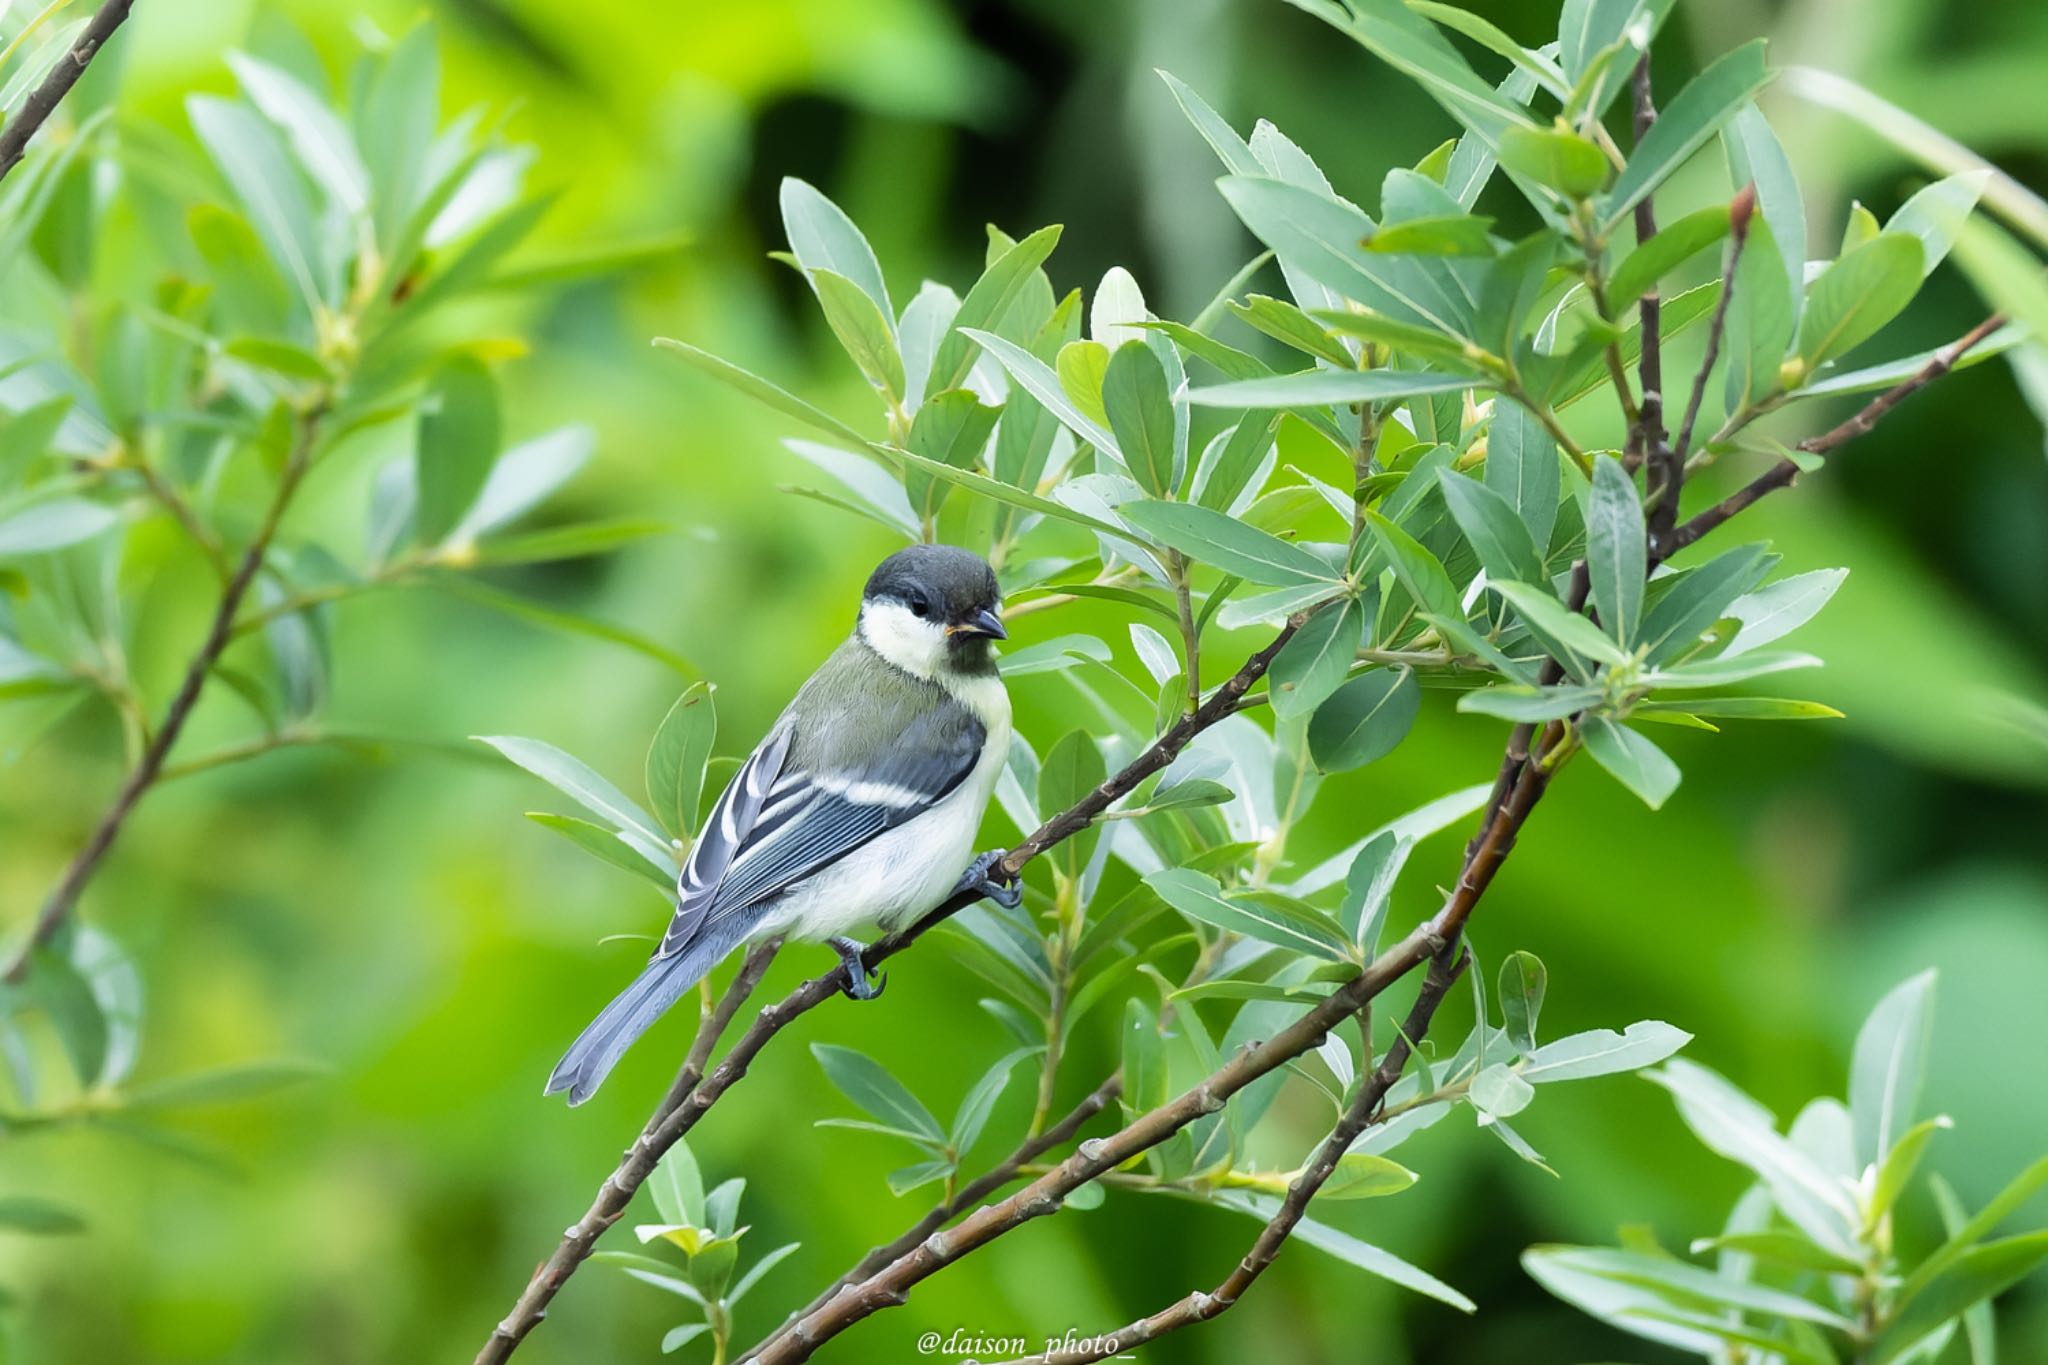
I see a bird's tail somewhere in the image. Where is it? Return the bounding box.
[545,920,747,1106]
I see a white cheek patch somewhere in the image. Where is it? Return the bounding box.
[858,600,950,679]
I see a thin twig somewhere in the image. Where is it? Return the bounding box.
[1672,313,2004,551]
[993,950,1471,1365]
[477,942,780,1365]
[6,397,325,983]
[473,612,1316,1362]
[0,0,135,184]
[756,1074,1121,1354]
[1655,186,1752,557]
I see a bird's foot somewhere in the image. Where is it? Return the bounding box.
[953,849,1022,910]
[829,936,887,1001]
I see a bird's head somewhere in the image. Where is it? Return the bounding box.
[858,544,1005,679]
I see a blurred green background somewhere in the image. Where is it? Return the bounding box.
[3,0,2046,1361]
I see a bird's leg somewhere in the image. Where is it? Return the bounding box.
[829,936,887,1001]
[952,849,1022,910]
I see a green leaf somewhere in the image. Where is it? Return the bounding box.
[1157,70,1262,176]
[1439,469,1543,585]
[1318,0,1535,155]
[1308,667,1420,773]
[1905,1156,2048,1308]
[1039,730,1107,883]
[1797,233,1924,368]
[1216,176,1474,339]
[1884,171,1987,278]
[652,338,869,447]
[903,389,1000,523]
[1499,950,1546,1053]
[1849,969,1936,1169]
[1724,568,1846,654]
[1228,294,1355,368]
[1687,1230,1865,1276]
[468,518,667,567]
[1122,999,1167,1113]
[646,682,716,841]
[810,267,905,400]
[1145,868,1354,962]
[358,21,439,246]
[927,225,1064,394]
[1143,777,1235,813]
[1458,684,1603,722]
[1607,204,1732,311]
[1868,1115,1952,1229]
[1528,1245,1857,1331]
[1639,543,1772,664]
[1585,455,1645,646]
[525,813,675,887]
[1268,595,1364,720]
[1220,1193,1475,1311]
[1055,340,1112,427]
[1338,830,1410,956]
[811,1044,944,1145]
[476,735,668,852]
[1187,368,1478,410]
[1117,500,1336,587]
[1519,1021,1691,1082]
[187,94,326,310]
[122,1059,326,1110]
[1366,212,1499,257]
[950,1048,1033,1154]
[1489,580,1629,670]
[1637,696,1840,721]
[1311,307,1475,366]
[0,1197,84,1235]
[0,498,116,556]
[227,52,369,214]
[1497,124,1608,198]
[1581,717,1679,808]
[1602,40,1771,229]
[1485,399,1559,551]
[1723,104,1807,333]
[1101,342,1179,498]
[963,328,1119,457]
[29,947,107,1085]
[1876,1234,2048,1365]
[1723,215,1796,407]
[779,178,892,324]
[437,578,693,676]
[886,445,1120,536]
[1928,1179,1998,1365]
[1471,1062,1536,1120]
[1316,1152,1418,1200]
[1408,2,1570,99]
[1645,649,1821,688]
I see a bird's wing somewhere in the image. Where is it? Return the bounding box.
[655,703,986,959]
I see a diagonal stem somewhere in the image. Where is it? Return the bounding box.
[0,0,136,184]
[6,397,326,983]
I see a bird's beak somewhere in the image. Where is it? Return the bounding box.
[950,607,1008,641]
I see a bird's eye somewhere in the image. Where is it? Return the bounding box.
[908,594,929,618]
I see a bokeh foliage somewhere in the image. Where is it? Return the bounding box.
[0,1,2045,1363]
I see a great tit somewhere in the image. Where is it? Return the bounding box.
[546,544,1020,1105]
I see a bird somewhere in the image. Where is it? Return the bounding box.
[546,543,1022,1105]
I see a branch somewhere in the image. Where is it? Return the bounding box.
[758,1073,1122,1352]
[472,610,1314,1363]
[0,0,136,184]
[5,396,326,983]
[1656,185,1752,557]
[1671,312,2005,551]
[993,949,1471,1365]
[477,941,780,1365]
[752,721,1564,1363]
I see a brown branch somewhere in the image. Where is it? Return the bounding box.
[5,396,325,983]
[996,948,1472,1365]
[1671,312,2005,551]
[1656,185,1753,558]
[477,941,779,1364]
[753,1073,1122,1356]
[751,713,1563,1363]
[0,0,136,184]
[472,610,1314,1363]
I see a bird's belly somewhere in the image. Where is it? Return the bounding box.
[754,732,1006,944]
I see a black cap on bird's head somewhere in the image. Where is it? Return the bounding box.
[862,544,1006,645]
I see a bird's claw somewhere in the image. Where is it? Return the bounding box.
[954,849,1022,910]
[829,936,887,1001]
